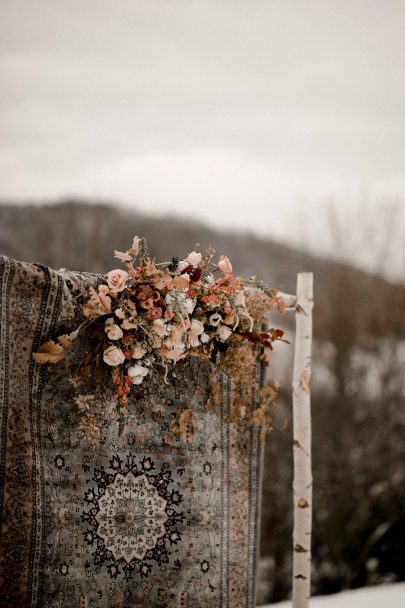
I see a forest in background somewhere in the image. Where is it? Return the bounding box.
[1,200,404,603]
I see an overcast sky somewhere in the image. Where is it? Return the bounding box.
[1,0,404,271]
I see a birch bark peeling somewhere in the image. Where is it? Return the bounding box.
[292,272,314,608]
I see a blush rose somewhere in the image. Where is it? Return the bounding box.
[103,345,126,366]
[106,269,128,292]
[218,255,233,274]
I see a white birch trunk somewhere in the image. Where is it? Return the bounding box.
[292,272,314,608]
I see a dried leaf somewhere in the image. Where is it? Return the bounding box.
[275,296,286,315]
[114,250,133,264]
[260,425,271,441]
[224,405,239,423]
[252,407,264,426]
[57,334,73,349]
[126,300,138,314]
[83,287,111,319]
[32,340,65,364]
[180,409,196,438]
[259,383,279,403]
[121,319,138,330]
[130,235,141,256]
[172,409,196,443]
[174,275,190,290]
[75,394,94,413]
[67,376,83,388]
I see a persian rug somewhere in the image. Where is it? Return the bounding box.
[0,256,263,608]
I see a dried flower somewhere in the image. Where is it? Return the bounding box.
[147,307,162,321]
[130,235,141,256]
[107,269,128,292]
[115,307,125,320]
[174,275,190,290]
[188,319,204,347]
[134,284,160,310]
[187,251,202,267]
[104,318,124,341]
[103,345,126,366]
[218,255,233,274]
[127,364,149,385]
[209,312,222,327]
[114,250,132,264]
[217,324,232,342]
[132,345,147,359]
[34,233,285,439]
[177,260,189,272]
[152,319,169,337]
[160,344,186,361]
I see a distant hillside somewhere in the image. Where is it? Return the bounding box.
[0,199,342,291]
[1,200,404,341]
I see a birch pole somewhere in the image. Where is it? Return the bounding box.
[292,272,314,608]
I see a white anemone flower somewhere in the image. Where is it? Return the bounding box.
[209,312,222,327]
[182,298,195,316]
[217,324,233,342]
[177,260,189,272]
[186,251,202,267]
[127,364,149,385]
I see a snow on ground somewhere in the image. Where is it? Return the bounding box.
[264,582,405,607]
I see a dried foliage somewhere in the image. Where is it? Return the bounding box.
[32,338,67,363]
[33,235,286,439]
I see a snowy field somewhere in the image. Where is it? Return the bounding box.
[264,582,405,607]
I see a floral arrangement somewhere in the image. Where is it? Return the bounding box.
[33,236,286,440]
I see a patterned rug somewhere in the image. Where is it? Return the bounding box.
[0,256,263,608]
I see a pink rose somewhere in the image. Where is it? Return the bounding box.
[218,255,233,274]
[104,319,124,341]
[103,345,125,367]
[107,269,128,292]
